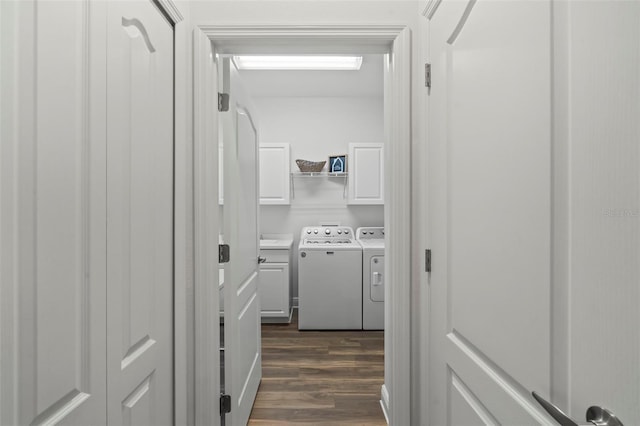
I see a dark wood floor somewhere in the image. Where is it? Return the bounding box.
[248,310,386,425]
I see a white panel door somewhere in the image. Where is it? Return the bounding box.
[427,1,554,424]
[0,1,107,424]
[222,59,262,426]
[106,1,174,424]
[428,1,640,425]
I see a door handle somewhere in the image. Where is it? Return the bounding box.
[258,256,267,264]
[373,272,383,285]
[532,392,624,426]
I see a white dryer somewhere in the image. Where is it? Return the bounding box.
[298,226,362,330]
[357,227,385,330]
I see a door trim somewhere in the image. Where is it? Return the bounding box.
[193,24,412,426]
[147,1,187,425]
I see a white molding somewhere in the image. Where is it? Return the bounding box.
[199,24,408,54]
[424,0,443,19]
[0,3,20,423]
[193,27,221,426]
[171,1,189,424]
[386,26,412,426]
[154,0,183,24]
[193,24,412,426]
[199,24,407,39]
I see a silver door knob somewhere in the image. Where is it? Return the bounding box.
[532,392,624,426]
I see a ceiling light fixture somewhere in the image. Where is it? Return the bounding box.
[232,55,363,71]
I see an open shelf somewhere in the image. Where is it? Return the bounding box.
[290,172,348,198]
[291,172,348,178]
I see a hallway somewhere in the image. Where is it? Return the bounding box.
[248,311,386,425]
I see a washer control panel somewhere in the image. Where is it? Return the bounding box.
[301,226,355,242]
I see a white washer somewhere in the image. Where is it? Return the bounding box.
[357,227,385,330]
[298,226,362,330]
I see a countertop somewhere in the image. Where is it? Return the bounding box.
[260,233,294,250]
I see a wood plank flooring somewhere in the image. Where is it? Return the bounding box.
[248,310,386,425]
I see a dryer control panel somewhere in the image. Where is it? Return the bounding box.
[356,227,385,240]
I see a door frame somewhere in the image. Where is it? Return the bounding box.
[150,1,187,425]
[193,24,412,426]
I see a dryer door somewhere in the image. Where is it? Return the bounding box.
[370,256,384,302]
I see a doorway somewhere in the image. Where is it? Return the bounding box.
[193,25,411,426]
[232,52,386,424]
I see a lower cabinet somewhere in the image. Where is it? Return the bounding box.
[259,263,290,318]
[259,247,293,322]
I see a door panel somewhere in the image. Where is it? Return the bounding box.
[0,1,107,424]
[560,2,640,422]
[237,112,260,285]
[428,0,553,423]
[429,1,640,424]
[222,59,262,426]
[260,263,289,316]
[106,1,174,424]
[449,372,498,426]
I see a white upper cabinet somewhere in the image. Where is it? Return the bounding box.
[259,143,290,204]
[348,143,384,205]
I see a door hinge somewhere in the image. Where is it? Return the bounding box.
[220,394,231,415]
[425,63,432,89]
[219,244,230,263]
[425,249,432,273]
[218,92,229,112]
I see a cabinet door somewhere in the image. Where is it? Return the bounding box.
[259,263,289,317]
[348,143,384,205]
[259,143,290,205]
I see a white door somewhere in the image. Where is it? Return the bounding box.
[428,0,554,424]
[427,1,639,425]
[106,1,174,424]
[221,58,262,425]
[0,2,108,424]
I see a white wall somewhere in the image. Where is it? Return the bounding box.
[255,96,385,299]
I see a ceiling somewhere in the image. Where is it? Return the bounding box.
[238,54,384,98]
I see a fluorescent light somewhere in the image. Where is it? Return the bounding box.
[232,55,363,71]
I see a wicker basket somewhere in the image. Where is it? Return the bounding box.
[296,159,326,173]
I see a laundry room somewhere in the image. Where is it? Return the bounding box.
[217,53,389,423]
[235,54,387,326]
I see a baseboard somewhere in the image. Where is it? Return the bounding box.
[380,384,390,425]
[260,307,294,324]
